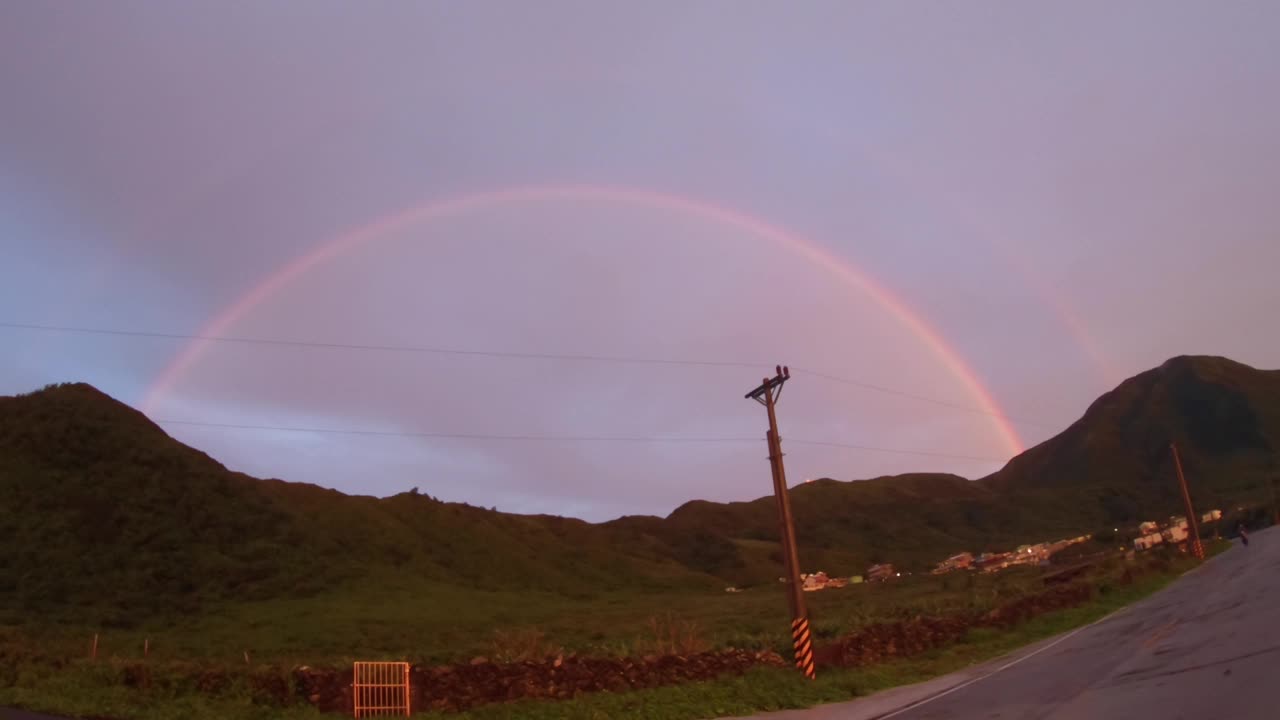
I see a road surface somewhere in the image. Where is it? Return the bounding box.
[739,527,1278,720]
[1,710,69,720]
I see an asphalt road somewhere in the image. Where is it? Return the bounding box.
[743,527,1279,720]
[0,709,68,720]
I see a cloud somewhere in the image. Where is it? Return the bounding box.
[3,1,1279,520]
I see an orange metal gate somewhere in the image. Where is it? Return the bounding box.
[353,661,411,717]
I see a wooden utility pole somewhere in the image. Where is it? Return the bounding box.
[1170,443,1205,560]
[1268,475,1280,526]
[746,365,815,679]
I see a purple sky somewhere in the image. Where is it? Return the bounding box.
[4,2,1279,521]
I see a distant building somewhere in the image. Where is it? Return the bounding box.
[1163,525,1189,545]
[932,552,974,574]
[802,571,831,591]
[1134,533,1164,551]
[977,552,1013,573]
[866,563,896,582]
[1139,521,1159,534]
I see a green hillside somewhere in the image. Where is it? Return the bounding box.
[982,355,1280,522]
[3,355,1278,624]
[660,355,1280,582]
[0,384,715,627]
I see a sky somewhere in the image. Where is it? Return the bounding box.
[3,1,1279,521]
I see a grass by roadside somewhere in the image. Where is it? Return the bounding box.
[409,555,1205,720]
[1,543,1225,720]
[0,564,1053,670]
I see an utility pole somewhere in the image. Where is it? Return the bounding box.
[746,365,815,680]
[1170,443,1205,560]
[1264,474,1279,526]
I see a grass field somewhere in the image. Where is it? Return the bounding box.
[420,563,1199,720]
[6,561,1052,669]
[0,544,1222,720]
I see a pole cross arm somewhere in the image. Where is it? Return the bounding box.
[746,365,791,404]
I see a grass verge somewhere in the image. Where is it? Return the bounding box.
[0,544,1225,720]
[411,561,1197,720]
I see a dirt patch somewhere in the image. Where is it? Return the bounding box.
[261,583,1112,713]
[813,613,977,668]
[816,582,1099,668]
[981,583,1095,628]
[292,665,351,712]
[1042,561,1096,586]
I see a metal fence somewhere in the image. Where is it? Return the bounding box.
[353,661,411,717]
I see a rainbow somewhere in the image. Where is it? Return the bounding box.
[142,184,1025,456]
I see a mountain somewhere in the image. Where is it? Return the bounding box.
[0,383,715,626]
[980,354,1280,545]
[986,355,1280,504]
[2,355,1278,622]
[650,355,1280,581]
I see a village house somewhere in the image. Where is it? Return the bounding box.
[801,571,831,591]
[866,563,896,582]
[1162,524,1189,544]
[1134,532,1164,551]
[931,534,1092,577]
[976,552,1013,573]
[931,552,974,574]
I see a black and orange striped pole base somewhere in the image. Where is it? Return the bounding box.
[791,616,816,679]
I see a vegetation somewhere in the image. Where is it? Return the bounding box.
[3,564,1056,667]
[3,357,1276,619]
[0,547,1217,719]
[413,552,1210,720]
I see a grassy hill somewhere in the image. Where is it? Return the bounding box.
[0,384,715,627]
[977,355,1280,540]
[3,355,1278,625]
[680,355,1279,580]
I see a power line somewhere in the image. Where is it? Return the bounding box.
[156,419,757,444]
[154,418,1007,462]
[2,320,1055,427]
[785,438,1006,463]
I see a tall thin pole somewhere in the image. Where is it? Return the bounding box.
[1170,443,1205,560]
[1268,475,1280,526]
[747,366,815,679]
[764,385,804,622]
[765,429,798,618]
